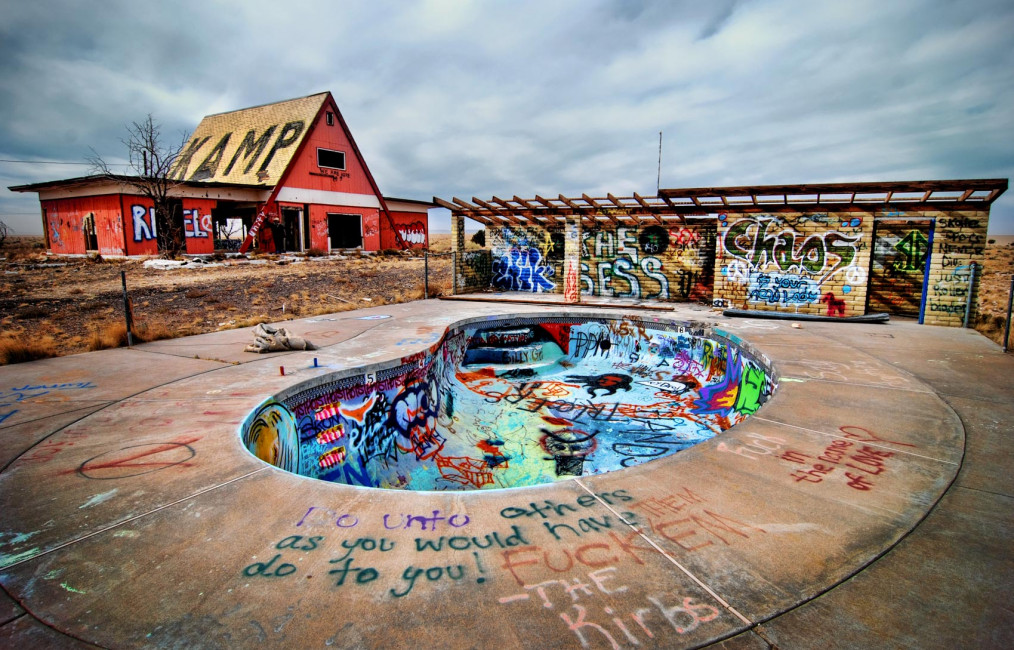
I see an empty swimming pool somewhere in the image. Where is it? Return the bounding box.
[241,314,775,490]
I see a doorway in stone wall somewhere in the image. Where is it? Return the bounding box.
[867,219,933,318]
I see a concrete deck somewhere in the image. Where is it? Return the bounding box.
[0,299,1011,649]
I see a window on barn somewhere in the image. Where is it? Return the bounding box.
[317,148,346,170]
[326,111,334,126]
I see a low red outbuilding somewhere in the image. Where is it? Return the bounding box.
[11,92,433,256]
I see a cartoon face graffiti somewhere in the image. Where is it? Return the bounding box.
[539,427,597,476]
[390,382,445,460]
[565,373,634,397]
[243,401,299,473]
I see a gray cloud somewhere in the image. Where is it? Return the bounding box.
[2,0,1012,236]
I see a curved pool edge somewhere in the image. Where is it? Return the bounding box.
[0,300,970,649]
[239,311,783,490]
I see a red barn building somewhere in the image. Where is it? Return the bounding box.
[11,92,432,256]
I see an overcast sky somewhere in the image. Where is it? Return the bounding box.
[2,0,1012,235]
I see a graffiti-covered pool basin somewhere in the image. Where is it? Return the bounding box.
[240,314,776,490]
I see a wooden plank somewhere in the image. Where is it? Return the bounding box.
[534,195,557,209]
[433,197,459,211]
[582,193,618,224]
[473,197,522,225]
[558,194,582,210]
[491,196,515,212]
[659,179,1008,198]
[513,195,536,209]
[632,192,652,209]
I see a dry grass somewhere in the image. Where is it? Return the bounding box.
[88,322,129,350]
[134,320,176,343]
[0,331,59,365]
[0,238,453,359]
[87,320,179,351]
[17,305,49,319]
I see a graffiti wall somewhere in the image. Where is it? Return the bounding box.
[182,198,217,255]
[460,250,492,292]
[390,217,427,249]
[580,222,716,301]
[714,212,872,317]
[867,219,932,317]
[922,211,988,326]
[41,196,127,256]
[488,225,565,294]
[240,316,774,491]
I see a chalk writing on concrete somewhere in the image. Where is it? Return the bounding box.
[76,437,200,479]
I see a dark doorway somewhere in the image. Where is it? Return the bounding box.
[302,204,311,250]
[156,199,185,254]
[212,206,255,251]
[867,219,933,317]
[83,212,98,251]
[328,213,362,249]
[281,207,301,253]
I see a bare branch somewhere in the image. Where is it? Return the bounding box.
[88,114,192,258]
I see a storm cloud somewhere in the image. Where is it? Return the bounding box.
[2,0,1012,234]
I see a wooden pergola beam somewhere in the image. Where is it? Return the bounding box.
[491,196,515,211]
[582,193,618,224]
[513,195,536,210]
[473,197,522,225]
[659,179,1008,198]
[433,178,1007,230]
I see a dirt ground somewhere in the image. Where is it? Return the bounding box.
[1,235,454,359]
[2,234,1013,363]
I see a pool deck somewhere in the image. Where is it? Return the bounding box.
[0,298,1011,649]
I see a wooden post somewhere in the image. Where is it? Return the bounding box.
[563,216,582,303]
[963,262,977,328]
[121,271,134,347]
[450,213,465,295]
[1003,275,1013,353]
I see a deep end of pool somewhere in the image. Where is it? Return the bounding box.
[240,314,776,490]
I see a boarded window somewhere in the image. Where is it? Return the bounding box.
[317,148,345,170]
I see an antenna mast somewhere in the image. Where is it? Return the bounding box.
[656,131,662,195]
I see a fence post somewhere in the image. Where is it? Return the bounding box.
[121,270,134,347]
[1003,275,1013,353]
[424,250,429,299]
[963,262,978,328]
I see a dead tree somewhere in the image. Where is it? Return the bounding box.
[90,115,190,258]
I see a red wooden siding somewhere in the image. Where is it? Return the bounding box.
[122,196,158,256]
[384,211,428,249]
[183,198,217,255]
[278,106,378,196]
[41,195,126,256]
[308,205,331,251]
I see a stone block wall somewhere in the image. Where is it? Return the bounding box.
[488,224,565,294]
[452,207,991,327]
[714,212,873,317]
[923,211,988,326]
[580,221,716,302]
[867,218,932,317]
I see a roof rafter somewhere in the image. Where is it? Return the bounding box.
[433,179,1007,229]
